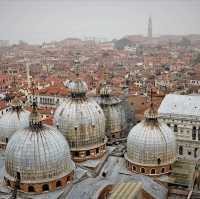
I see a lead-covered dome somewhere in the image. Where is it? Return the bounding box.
[95,82,127,142]
[66,79,88,96]
[54,78,107,162]
[125,104,176,176]
[0,98,30,149]
[4,103,75,193]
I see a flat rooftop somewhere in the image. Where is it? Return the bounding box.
[158,160,195,188]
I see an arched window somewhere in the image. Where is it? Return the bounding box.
[86,150,90,156]
[67,176,70,182]
[174,124,178,132]
[42,184,49,192]
[157,158,161,165]
[192,127,197,140]
[194,148,198,158]
[198,128,200,141]
[179,146,183,155]
[161,168,165,173]
[151,169,156,174]
[28,186,35,192]
[74,151,79,157]
[56,181,62,188]
[132,166,136,171]
[6,179,10,187]
[141,168,145,173]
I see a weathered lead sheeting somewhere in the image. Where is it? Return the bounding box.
[5,125,75,182]
[158,94,200,117]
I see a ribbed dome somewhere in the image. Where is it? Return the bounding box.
[96,83,127,140]
[5,122,75,183]
[0,99,30,144]
[99,83,112,97]
[56,60,106,162]
[126,106,176,166]
[104,105,126,134]
[54,97,106,150]
[66,79,88,96]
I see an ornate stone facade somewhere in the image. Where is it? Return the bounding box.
[158,94,200,162]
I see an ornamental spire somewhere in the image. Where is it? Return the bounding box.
[29,97,42,129]
[144,88,158,121]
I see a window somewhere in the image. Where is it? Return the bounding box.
[157,158,161,165]
[28,186,35,192]
[6,179,10,186]
[42,184,49,192]
[86,150,90,156]
[188,151,191,155]
[74,151,79,157]
[96,148,99,154]
[167,123,170,127]
[132,166,136,171]
[67,176,71,183]
[194,148,198,158]
[56,181,62,188]
[198,128,200,141]
[141,168,145,173]
[174,125,178,132]
[179,146,183,155]
[192,127,197,140]
[151,169,156,174]
[161,168,165,173]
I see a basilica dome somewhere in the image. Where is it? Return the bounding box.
[95,82,127,142]
[0,98,30,150]
[54,78,107,162]
[125,104,176,176]
[4,103,75,193]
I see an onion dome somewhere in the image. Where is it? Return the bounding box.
[95,82,127,142]
[0,97,30,148]
[4,102,75,193]
[54,60,106,162]
[125,104,176,176]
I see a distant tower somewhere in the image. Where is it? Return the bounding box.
[148,16,152,39]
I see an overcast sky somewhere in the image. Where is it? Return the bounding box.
[0,0,200,44]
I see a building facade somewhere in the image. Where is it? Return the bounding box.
[158,94,200,162]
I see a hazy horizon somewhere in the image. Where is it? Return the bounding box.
[0,0,200,44]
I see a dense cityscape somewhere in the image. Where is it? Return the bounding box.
[0,3,200,199]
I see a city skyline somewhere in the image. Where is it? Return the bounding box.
[0,0,200,44]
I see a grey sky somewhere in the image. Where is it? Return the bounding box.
[0,0,200,44]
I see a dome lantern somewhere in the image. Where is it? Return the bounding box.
[29,100,43,129]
